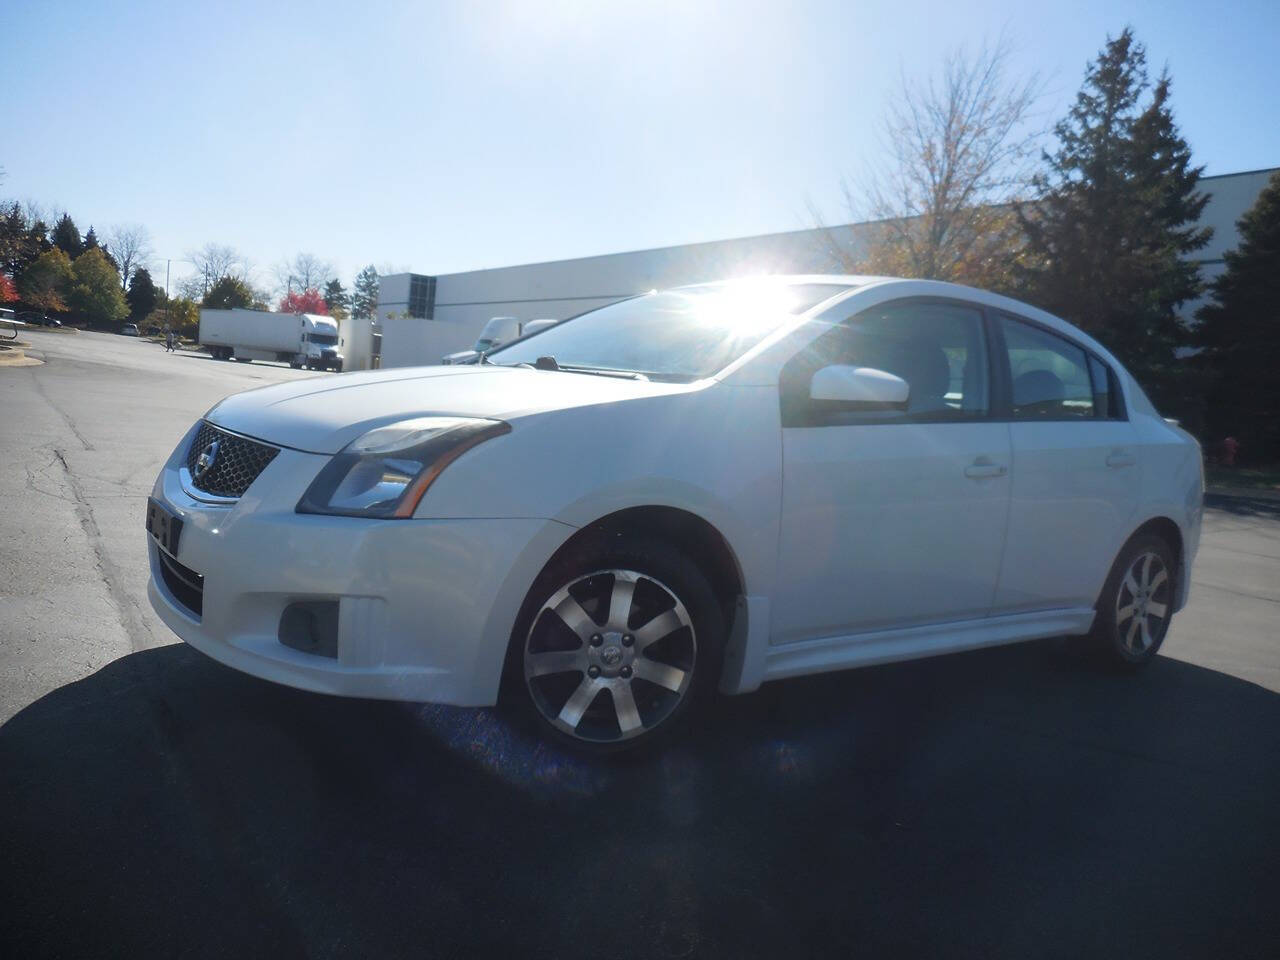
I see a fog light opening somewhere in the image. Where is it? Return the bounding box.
[278,601,340,659]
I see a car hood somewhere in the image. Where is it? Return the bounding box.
[207,365,696,454]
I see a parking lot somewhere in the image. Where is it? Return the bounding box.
[2,329,1278,958]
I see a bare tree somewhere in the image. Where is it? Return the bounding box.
[814,36,1045,291]
[182,242,250,299]
[274,252,334,297]
[105,223,153,290]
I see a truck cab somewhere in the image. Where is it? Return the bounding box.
[299,314,344,371]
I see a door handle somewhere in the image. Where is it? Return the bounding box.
[1106,451,1136,468]
[964,460,1008,479]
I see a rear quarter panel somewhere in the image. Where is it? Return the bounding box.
[1132,410,1204,610]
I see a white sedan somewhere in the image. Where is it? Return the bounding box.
[146,276,1203,752]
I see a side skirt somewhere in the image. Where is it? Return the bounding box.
[760,607,1097,684]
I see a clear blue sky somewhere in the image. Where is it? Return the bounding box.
[4,0,1278,293]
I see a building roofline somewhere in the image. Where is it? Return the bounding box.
[1201,165,1278,181]
[386,166,1276,282]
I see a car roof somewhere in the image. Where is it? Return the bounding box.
[671,274,883,292]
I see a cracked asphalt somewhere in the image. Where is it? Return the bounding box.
[1,328,1278,959]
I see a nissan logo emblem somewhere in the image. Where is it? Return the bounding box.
[193,440,219,480]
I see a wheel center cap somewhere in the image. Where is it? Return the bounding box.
[600,645,623,667]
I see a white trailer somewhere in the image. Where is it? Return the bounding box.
[198,309,344,370]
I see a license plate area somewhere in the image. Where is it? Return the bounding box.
[146,497,183,556]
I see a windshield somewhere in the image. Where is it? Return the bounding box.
[309,333,338,346]
[488,281,849,378]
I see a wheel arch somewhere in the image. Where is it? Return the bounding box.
[504,505,749,698]
[1114,515,1186,609]
[540,505,746,622]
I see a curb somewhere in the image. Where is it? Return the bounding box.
[0,348,44,367]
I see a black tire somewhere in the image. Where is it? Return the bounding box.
[1090,533,1176,669]
[501,534,724,755]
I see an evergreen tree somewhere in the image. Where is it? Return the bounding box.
[352,265,379,319]
[82,226,100,251]
[1197,170,1280,460]
[0,203,38,280]
[127,266,159,319]
[51,213,82,257]
[202,275,255,310]
[323,278,350,319]
[1018,29,1210,413]
[69,248,129,327]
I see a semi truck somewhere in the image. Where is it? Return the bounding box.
[198,309,344,371]
[439,317,560,365]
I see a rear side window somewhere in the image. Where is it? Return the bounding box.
[999,315,1096,420]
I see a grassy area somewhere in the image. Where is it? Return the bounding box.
[1206,464,1280,491]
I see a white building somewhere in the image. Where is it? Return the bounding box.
[375,167,1276,369]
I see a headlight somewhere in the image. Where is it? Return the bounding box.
[296,417,510,518]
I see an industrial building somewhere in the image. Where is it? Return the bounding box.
[374,167,1277,370]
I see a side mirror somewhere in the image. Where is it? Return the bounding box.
[810,365,909,410]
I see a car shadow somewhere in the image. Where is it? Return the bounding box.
[1204,492,1280,519]
[2,640,1276,959]
[170,351,309,371]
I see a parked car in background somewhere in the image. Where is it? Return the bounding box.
[147,276,1203,753]
[122,323,140,336]
[19,312,61,328]
[440,316,559,365]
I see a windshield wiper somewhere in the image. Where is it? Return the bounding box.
[560,365,649,381]
[501,355,650,380]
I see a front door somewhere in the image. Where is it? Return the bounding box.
[772,299,1011,644]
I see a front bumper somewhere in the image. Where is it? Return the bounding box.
[147,430,567,705]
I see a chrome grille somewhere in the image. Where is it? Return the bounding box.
[185,421,279,498]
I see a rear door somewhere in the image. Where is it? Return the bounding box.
[991,313,1141,613]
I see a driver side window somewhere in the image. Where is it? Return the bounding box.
[781,300,990,426]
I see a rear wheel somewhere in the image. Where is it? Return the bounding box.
[1091,534,1176,668]
[505,536,723,754]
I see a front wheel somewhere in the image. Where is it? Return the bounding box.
[1091,534,1176,668]
[505,536,723,753]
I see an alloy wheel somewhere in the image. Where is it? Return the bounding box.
[1114,550,1171,656]
[523,569,696,743]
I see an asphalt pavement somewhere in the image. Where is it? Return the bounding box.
[2,329,1277,959]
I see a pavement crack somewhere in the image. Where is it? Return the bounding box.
[32,370,94,451]
[52,447,158,653]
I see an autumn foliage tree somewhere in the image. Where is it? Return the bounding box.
[18,248,74,312]
[0,273,17,303]
[278,289,329,315]
[816,36,1043,292]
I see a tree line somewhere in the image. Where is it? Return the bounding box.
[3,28,1275,460]
[816,28,1278,462]
[0,202,381,339]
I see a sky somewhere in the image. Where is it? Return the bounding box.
[4,0,1279,295]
